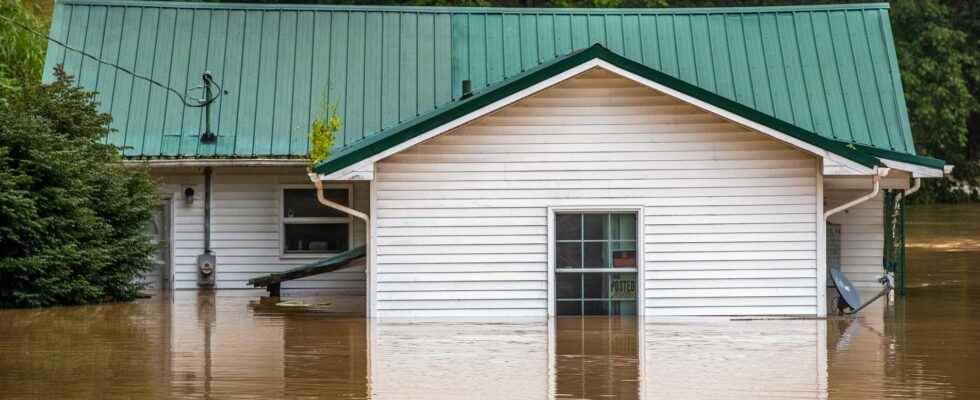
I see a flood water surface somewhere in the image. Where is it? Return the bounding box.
[0,204,978,399]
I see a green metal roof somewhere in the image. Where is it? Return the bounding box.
[44,1,917,159]
[314,44,886,174]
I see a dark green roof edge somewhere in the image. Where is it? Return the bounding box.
[853,144,946,169]
[314,44,883,174]
[59,0,890,14]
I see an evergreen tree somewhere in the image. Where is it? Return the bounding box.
[0,68,156,307]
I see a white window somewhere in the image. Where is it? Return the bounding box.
[554,212,639,316]
[281,186,352,255]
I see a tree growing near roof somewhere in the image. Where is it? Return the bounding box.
[308,91,342,168]
[0,67,156,308]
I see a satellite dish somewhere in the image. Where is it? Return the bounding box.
[830,268,862,311]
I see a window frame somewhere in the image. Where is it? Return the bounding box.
[279,184,354,258]
[547,206,645,317]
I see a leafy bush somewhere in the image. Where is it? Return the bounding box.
[0,68,156,308]
[308,92,341,167]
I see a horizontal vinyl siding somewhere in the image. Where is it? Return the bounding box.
[373,68,819,317]
[155,169,368,292]
[825,182,885,287]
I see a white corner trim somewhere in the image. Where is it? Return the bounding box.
[815,162,827,317]
[367,166,379,318]
[546,210,556,317]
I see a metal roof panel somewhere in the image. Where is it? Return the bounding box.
[43,1,915,158]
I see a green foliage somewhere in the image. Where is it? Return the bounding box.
[0,0,49,91]
[891,0,979,202]
[0,67,156,308]
[308,91,342,167]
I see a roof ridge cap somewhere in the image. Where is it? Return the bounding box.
[58,0,890,14]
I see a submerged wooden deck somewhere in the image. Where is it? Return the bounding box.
[248,246,367,296]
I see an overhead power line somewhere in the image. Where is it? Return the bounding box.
[0,12,223,108]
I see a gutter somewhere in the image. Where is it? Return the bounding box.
[824,167,888,220]
[123,159,309,168]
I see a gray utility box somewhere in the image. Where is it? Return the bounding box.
[197,252,216,288]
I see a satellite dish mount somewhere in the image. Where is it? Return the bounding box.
[188,71,221,144]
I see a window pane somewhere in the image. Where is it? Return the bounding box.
[583,242,607,268]
[556,214,581,241]
[583,214,607,240]
[609,213,636,241]
[283,188,349,218]
[557,273,581,299]
[583,273,604,299]
[557,301,582,316]
[583,300,608,316]
[611,241,637,268]
[556,243,582,269]
[284,223,349,253]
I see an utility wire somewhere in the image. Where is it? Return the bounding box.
[0,13,222,108]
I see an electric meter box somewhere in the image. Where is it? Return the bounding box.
[197,252,216,288]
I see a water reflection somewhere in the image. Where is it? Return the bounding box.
[0,292,838,399]
[1,205,978,399]
[555,317,639,399]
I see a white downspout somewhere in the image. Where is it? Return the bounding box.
[824,167,888,220]
[307,172,371,311]
[308,172,370,222]
[900,178,922,201]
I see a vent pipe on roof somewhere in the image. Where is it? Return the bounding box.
[461,80,473,99]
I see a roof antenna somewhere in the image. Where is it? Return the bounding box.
[199,71,218,144]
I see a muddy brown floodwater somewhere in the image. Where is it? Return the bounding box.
[0,204,978,399]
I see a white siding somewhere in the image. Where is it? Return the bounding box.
[825,185,885,287]
[154,168,368,293]
[373,68,820,317]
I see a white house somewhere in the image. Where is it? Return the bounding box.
[45,1,946,317]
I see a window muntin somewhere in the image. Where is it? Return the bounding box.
[282,187,351,255]
[555,212,638,316]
